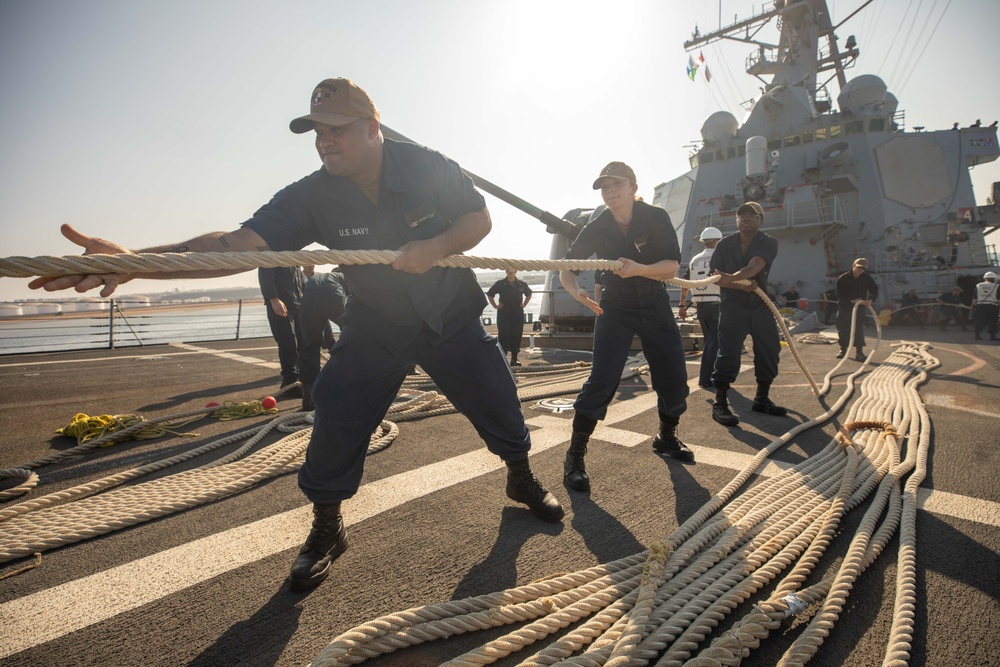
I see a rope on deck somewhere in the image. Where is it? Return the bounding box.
[308,307,932,667]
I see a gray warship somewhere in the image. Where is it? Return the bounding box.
[542,0,1000,325]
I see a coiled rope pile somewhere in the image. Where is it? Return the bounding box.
[309,306,934,667]
[2,250,929,665]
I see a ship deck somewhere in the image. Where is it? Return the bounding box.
[0,326,998,666]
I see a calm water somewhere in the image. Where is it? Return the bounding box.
[0,287,547,356]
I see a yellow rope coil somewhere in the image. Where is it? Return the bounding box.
[55,412,200,445]
[211,400,279,421]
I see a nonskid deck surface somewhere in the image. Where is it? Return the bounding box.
[0,328,997,666]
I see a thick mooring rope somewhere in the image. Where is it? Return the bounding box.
[0,357,634,565]
[0,248,819,395]
[308,308,934,667]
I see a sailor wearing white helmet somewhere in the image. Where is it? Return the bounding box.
[973,271,999,340]
[679,227,723,388]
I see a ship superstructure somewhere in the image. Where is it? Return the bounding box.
[652,0,1000,303]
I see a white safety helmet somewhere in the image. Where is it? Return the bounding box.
[985,271,998,281]
[699,227,723,241]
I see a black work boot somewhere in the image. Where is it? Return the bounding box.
[564,413,596,492]
[752,382,788,416]
[506,457,564,522]
[289,502,348,591]
[564,432,591,492]
[301,382,315,412]
[652,413,694,461]
[712,385,740,426]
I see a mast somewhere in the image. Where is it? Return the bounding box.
[683,0,860,107]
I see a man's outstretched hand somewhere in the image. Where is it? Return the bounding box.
[27,224,133,297]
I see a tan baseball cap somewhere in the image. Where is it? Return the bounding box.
[289,78,380,134]
[737,201,764,218]
[852,257,869,268]
[593,162,637,189]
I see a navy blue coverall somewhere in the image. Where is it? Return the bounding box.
[564,201,688,422]
[258,266,306,386]
[710,231,781,388]
[244,139,530,504]
[297,271,350,388]
[487,277,532,362]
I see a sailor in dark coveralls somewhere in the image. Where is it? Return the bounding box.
[258,266,306,389]
[710,201,788,426]
[297,269,350,411]
[835,257,879,361]
[558,162,693,494]
[31,78,564,592]
[487,269,532,366]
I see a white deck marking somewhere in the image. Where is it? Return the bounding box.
[2,364,997,657]
[168,342,281,369]
[925,393,1000,419]
[0,344,279,369]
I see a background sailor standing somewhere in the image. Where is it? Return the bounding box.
[973,270,999,340]
[678,227,722,389]
[710,201,788,426]
[487,269,532,366]
[558,162,693,494]
[258,265,306,391]
[835,257,879,361]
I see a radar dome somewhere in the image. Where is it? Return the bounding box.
[701,111,738,142]
[882,92,898,116]
[838,75,888,114]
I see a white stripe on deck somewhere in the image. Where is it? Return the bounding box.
[3,369,999,657]
[924,393,1000,419]
[0,344,279,368]
[168,341,281,369]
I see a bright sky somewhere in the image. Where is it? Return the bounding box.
[2,0,999,302]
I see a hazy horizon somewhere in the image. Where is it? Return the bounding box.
[3,0,999,302]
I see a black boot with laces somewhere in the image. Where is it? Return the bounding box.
[506,457,564,521]
[289,502,348,591]
[563,433,591,492]
[652,413,694,461]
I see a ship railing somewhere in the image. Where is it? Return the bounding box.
[692,194,851,238]
[763,195,852,231]
[0,299,273,356]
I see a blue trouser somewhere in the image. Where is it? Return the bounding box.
[496,310,525,360]
[973,303,998,335]
[695,301,720,387]
[712,299,780,387]
[298,274,349,387]
[574,287,688,422]
[299,320,530,503]
[265,301,301,385]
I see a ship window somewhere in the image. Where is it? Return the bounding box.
[784,134,801,147]
[815,128,827,140]
[803,131,814,143]
[700,151,714,164]
[738,145,746,156]
[869,118,886,132]
[830,125,842,137]
[727,146,736,159]
[845,121,864,135]
[767,139,781,150]
[716,150,725,161]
